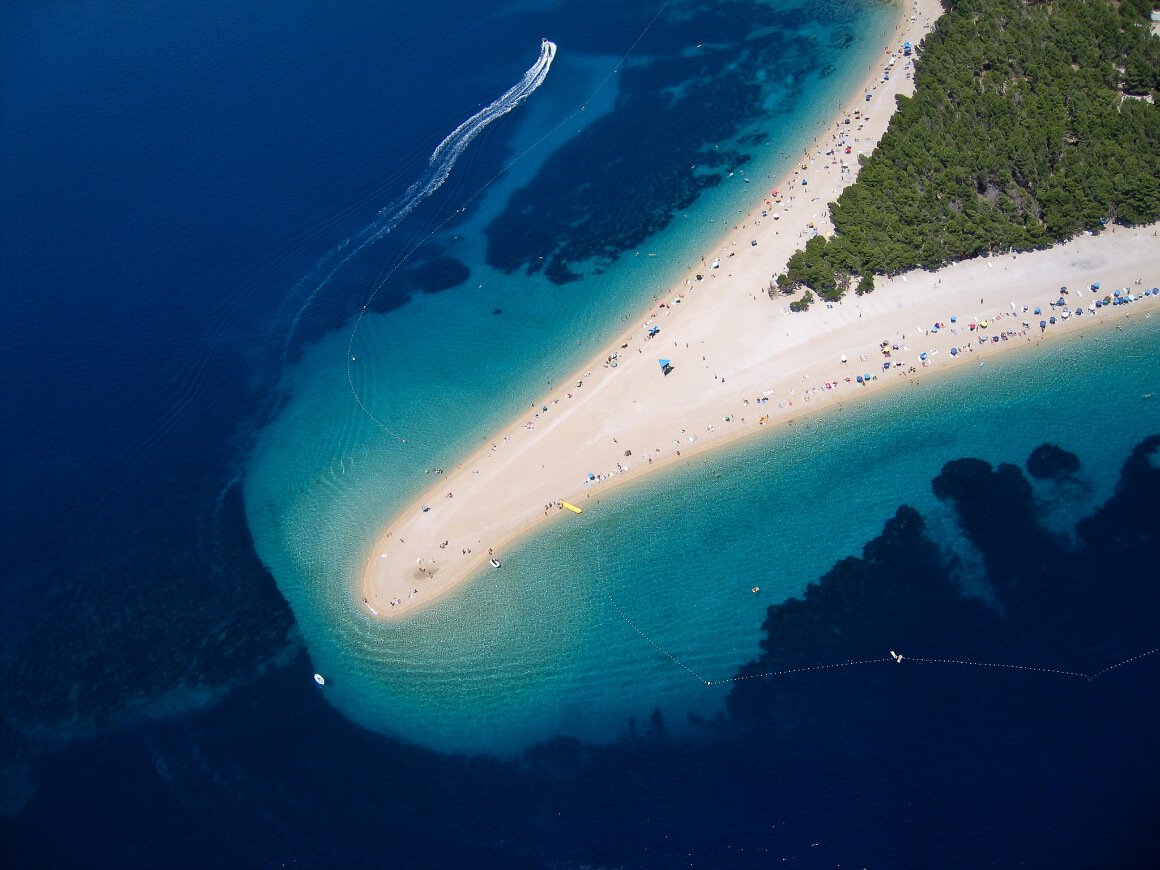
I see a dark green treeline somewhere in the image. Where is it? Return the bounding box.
[775,0,1160,306]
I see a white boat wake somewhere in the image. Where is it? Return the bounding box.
[281,39,557,355]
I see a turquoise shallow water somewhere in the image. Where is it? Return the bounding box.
[12,1,1160,863]
[250,304,1160,753]
[243,0,1160,754]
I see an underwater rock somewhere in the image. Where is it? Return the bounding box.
[1026,443,1080,479]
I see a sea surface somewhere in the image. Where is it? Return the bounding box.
[3,1,1160,867]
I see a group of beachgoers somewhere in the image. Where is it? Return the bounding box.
[563,274,1160,498]
[362,3,1158,621]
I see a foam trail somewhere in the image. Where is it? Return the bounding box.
[281,39,557,355]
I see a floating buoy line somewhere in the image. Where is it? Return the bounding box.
[592,545,1160,690]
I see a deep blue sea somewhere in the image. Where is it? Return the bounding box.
[3,1,1160,867]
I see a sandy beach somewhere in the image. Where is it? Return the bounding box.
[359,0,1160,619]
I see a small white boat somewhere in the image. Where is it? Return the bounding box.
[313,673,326,686]
[489,558,502,569]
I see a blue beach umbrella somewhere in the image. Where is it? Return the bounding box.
[920,352,928,361]
[1033,307,1041,315]
[1040,320,1047,329]
[1049,316,1056,324]
[950,347,959,356]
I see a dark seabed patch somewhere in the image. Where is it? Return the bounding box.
[484,4,843,284]
[1027,441,1082,479]
[6,436,1158,868]
[284,244,474,359]
[0,483,299,816]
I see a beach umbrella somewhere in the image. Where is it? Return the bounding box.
[856,375,864,383]
[1092,282,1101,290]
[950,315,958,323]
[920,352,928,361]
[1049,316,1056,324]
[950,347,959,356]
[1114,289,1121,297]
[840,354,848,363]
[1033,307,1041,315]
[1040,320,1047,329]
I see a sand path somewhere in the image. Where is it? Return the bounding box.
[360,0,1160,618]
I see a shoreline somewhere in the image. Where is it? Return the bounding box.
[358,0,1159,619]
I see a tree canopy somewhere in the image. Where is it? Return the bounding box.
[775,0,1160,305]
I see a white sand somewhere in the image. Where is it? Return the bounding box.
[359,0,1160,618]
